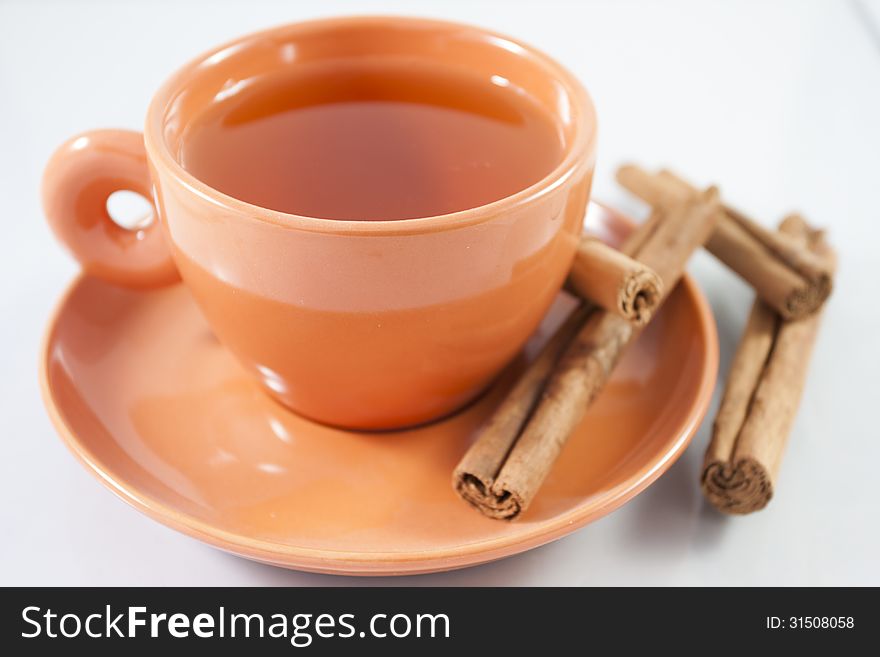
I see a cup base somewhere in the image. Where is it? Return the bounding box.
[39,203,718,574]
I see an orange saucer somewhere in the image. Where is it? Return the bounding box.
[40,204,718,575]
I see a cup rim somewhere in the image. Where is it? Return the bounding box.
[144,15,597,235]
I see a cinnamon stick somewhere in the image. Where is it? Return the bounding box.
[701,214,835,514]
[567,236,663,325]
[453,302,594,517]
[454,188,720,519]
[617,165,833,319]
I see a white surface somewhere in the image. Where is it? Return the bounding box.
[1,0,878,586]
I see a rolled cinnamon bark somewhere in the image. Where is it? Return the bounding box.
[454,303,593,519]
[567,236,663,325]
[617,165,832,320]
[701,214,835,514]
[454,189,720,519]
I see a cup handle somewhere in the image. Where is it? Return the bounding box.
[42,129,179,288]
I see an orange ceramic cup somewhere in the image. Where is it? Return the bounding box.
[42,17,597,429]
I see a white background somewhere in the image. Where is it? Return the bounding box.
[1,0,878,586]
